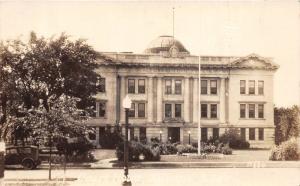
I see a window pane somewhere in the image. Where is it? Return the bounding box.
[240,104,246,118]
[138,103,145,118]
[249,104,255,118]
[139,127,147,142]
[240,80,246,94]
[240,128,246,140]
[259,128,264,140]
[128,103,135,117]
[165,79,172,94]
[201,104,207,118]
[128,79,135,93]
[165,104,172,118]
[258,104,264,118]
[258,81,264,95]
[97,78,106,92]
[210,80,217,94]
[210,104,218,118]
[99,102,106,117]
[201,80,207,94]
[201,128,208,142]
[175,80,182,94]
[249,128,255,140]
[213,128,219,139]
[249,80,255,94]
[138,79,145,94]
[175,104,181,118]
[130,127,134,141]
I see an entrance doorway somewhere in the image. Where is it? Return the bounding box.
[168,127,180,143]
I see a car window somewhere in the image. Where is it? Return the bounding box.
[18,148,31,154]
[7,149,18,154]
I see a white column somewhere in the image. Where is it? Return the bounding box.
[184,77,190,123]
[193,78,198,123]
[220,78,226,123]
[147,77,153,123]
[157,77,162,123]
[120,76,126,123]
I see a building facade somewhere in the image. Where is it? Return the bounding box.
[87,35,279,148]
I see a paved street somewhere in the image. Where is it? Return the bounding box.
[4,168,300,186]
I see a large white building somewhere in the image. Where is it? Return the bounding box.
[87,35,279,148]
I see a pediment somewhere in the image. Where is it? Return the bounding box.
[230,53,279,70]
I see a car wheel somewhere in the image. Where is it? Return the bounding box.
[22,159,35,170]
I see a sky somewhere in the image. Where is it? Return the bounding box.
[0,1,299,107]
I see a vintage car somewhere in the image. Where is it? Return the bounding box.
[5,146,41,170]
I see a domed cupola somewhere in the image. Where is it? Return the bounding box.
[144,35,189,57]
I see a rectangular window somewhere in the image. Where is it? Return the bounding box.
[249,104,255,118]
[201,128,208,142]
[165,79,172,94]
[240,128,246,140]
[129,127,134,141]
[258,104,264,118]
[201,80,208,94]
[99,102,106,117]
[240,104,246,118]
[210,80,217,94]
[165,104,172,118]
[259,128,264,140]
[210,104,218,118]
[138,79,145,94]
[175,104,182,118]
[213,128,219,139]
[128,103,135,117]
[128,79,135,93]
[97,78,106,92]
[249,128,255,140]
[240,80,246,94]
[174,80,182,94]
[138,103,145,118]
[139,127,147,142]
[249,80,255,95]
[201,104,208,118]
[258,81,264,95]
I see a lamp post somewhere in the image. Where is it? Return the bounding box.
[122,95,132,186]
[159,130,162,142]
[188,131,191,145]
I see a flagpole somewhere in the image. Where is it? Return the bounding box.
[198,55,201,155]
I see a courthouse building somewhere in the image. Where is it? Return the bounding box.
[87,35,279,148]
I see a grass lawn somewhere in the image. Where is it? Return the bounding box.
[160,149,271,162]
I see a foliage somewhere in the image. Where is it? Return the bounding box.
[269,138,299,161]
[176,144,197,154]
[0,31,102,127]
[219,128,250,149]
[56,137,95,162]
[99,130,123,149]
[274,106,300,145]
[1,95,90,147]
[220,144,233,155]
[116,141,160,162]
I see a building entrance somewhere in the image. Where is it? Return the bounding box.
[168,127,180,143]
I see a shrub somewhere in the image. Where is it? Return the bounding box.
[269,138,299,161]
[219,128,250,149]
[56,137,95,162]
[176,144,197,154]
[158,143,178,155]
[99,131,123,149]
[116,141,160,161]
[221,144,233,155]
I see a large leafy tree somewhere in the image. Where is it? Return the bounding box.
[274,105,300,145]
[0,32,102,125]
